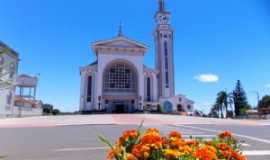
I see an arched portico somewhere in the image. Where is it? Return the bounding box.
[102,59,139,113]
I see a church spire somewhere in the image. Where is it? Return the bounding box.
[159,0,165,12]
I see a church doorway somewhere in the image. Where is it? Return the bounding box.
[163,101,173,113]
[105,99,136,113]
[115,104,125,113]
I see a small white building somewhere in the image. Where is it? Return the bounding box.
[0,41,19,117]
[14,74,42,117]
[0,42,42,117]
[79,0,194,113]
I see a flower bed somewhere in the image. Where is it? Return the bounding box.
[99,125,247,160]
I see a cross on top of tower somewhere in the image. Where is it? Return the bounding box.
[159,0,165,12]
[117,22,123,37]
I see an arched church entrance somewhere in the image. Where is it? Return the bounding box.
[163,101,173,113]
[102,60,138,113]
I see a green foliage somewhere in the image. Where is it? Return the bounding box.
[209,104,219,118]
[232,80,249,116]
[42,104,54,115]
[157,104,164,113]
[52,109,60,115]
[258,95,270,110]
[212,91,231,118]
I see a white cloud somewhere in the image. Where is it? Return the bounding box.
[194,74,219,83]
[265,84,270,88]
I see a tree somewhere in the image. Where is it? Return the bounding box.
[232,80,250,116]
[209,104,219,118]
[258,95,270,114]
[52,109,60,115]
[42,104,54,115]
[213,91,229,118]
[157,104,164,113]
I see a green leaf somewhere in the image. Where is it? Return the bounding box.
[98,134,114,150]
[137,120,144,132]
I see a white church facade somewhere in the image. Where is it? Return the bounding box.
[80,0,194,113]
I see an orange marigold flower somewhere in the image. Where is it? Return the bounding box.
[126,153,138,160]
[143,151,150,159]
[131,144,142,157]
[219,131,233,139]
[232,151,247,160]
[220,150,232,159]
[169,138,186,149]
[122,130,138,139]
[217,143,232,151]
[106,147,122,160]
[141,134,163,149]
[106,149,114,160]
[146,128,160,134]
[119,129,139,145]
[195,145,218,160]
[141,145,150,152]
[164,149,183,159]
[104,128,247,160]
[186,139,199,146]
[180,145,192,154]
[169,131,182,139]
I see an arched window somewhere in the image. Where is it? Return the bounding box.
[103,62,137,92]
[163,101,173,113]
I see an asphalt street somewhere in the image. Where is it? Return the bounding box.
[0,124,269,160]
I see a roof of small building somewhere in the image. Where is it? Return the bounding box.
[88,60,98,67]
[0,41,19,58]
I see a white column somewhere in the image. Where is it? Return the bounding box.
[79,72,86,111]
[138,63,144,111]
[152,73,158,101]
[96,59,103,111]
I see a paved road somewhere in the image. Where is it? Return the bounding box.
[0,123,269,160]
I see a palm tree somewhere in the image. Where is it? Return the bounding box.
[228,92,235,117]
[216,91,229,118]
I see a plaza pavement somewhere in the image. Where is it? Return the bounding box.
[0,114,269,160]
[0,114,264,128]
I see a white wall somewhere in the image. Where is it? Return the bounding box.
[0,52,18,117]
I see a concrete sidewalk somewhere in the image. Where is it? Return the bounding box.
[0,114,262,128]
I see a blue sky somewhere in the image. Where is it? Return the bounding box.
[1,0,270,113]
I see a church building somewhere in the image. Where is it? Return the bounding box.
[79,0,194,113]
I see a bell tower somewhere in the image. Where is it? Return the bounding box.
[154,0,175,97]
